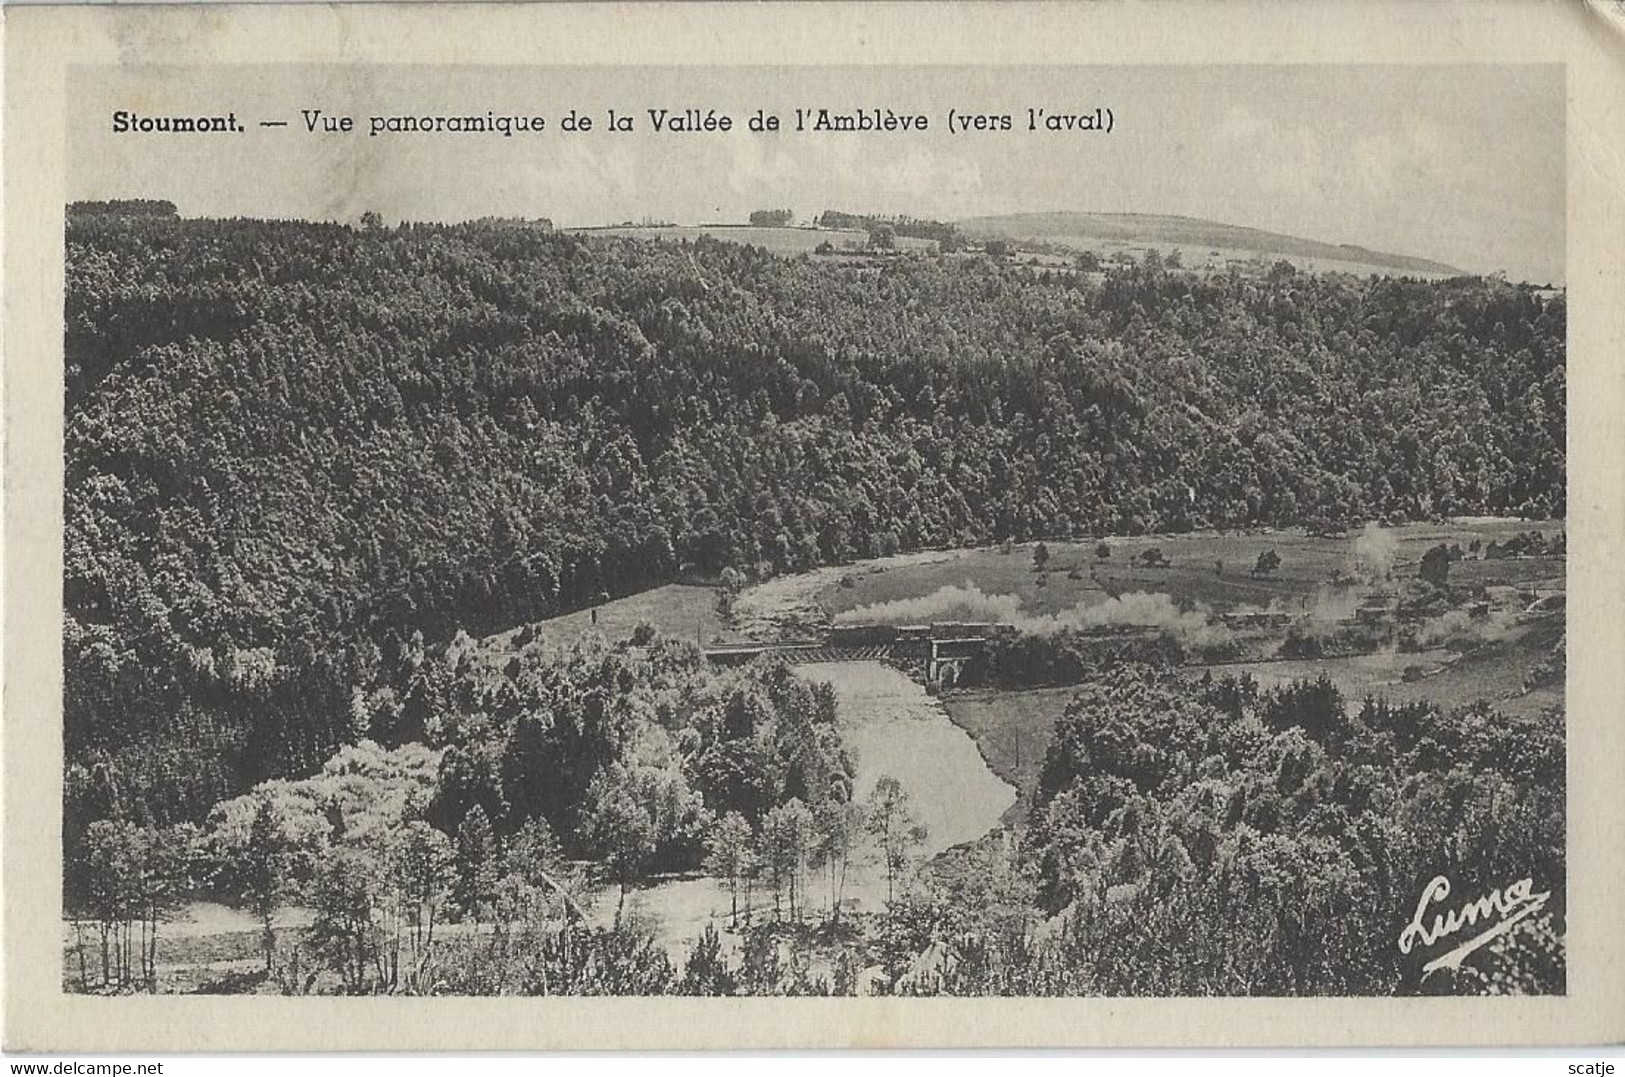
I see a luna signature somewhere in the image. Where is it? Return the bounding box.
[1398,874,1551,976]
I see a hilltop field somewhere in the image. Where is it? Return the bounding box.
[959,211,1467,278]
[570,212,1471,279]
[567,224,936,255]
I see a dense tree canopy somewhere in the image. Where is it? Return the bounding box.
[995,668,1566,995]
[64,212,1565,824]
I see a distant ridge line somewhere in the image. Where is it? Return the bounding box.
[957,210,1464,276]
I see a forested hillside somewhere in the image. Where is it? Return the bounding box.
[64,211,1565,824]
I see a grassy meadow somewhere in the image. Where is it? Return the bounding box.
[819,520,1563,623]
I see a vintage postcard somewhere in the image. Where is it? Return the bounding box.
[4,0,1623,1051]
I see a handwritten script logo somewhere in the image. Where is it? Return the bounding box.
[1397,874,1551,977]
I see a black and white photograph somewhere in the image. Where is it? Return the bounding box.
[12,0,1625,1051]
[48,57,1575,1004]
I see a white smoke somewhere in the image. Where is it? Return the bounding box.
[1258,582,1362,626]
[1412,606,1519,650]
[1351,523,1398,582]
[835,581,1230,646]
[833,582,1024,627]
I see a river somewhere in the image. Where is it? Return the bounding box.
[597,660,1016,953]
[801,661,1016,857]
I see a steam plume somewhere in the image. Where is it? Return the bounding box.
[835,581,1230,646]
[1351,523,1398,582]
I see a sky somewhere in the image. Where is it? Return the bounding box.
[72,64,1565,283]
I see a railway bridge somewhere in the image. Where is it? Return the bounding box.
[703,623,990,686]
